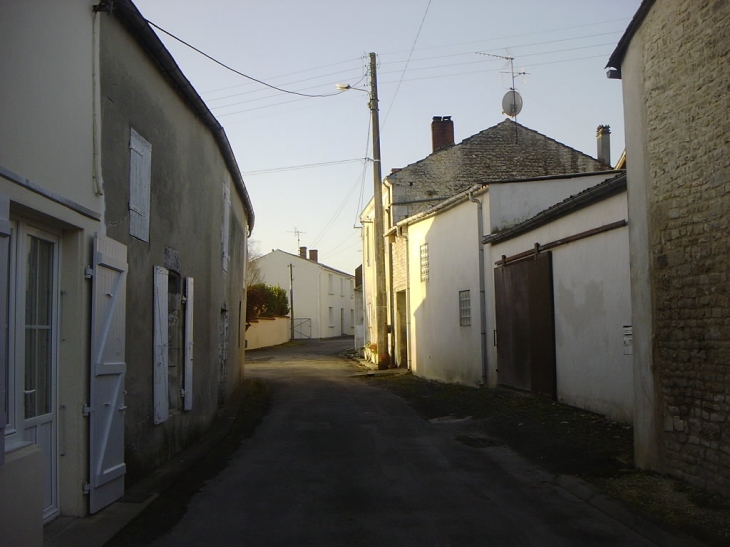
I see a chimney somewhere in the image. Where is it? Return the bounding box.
[596,125,611,167]
[431,116,454,152]
[299,246,307,259]
[309,249,318,263]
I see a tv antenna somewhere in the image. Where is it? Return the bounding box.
[288,227,306,249]
[477,52,528,120]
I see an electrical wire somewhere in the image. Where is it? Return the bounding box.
[143,19,346,98]
[382,0,433,128]
[242,158,366,176]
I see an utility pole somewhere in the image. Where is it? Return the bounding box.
[288,263,295,341]
[369,52,390,369]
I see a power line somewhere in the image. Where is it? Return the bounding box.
[242,158,366,176]
[379,17,630,56]
[143,19,346,99]
[382,0,433,128]
[200,57,365,96]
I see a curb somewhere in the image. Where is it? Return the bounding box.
[554,475,706,547]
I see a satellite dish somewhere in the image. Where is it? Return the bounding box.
[502,90,523,118]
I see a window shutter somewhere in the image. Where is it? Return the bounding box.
[153,266,169,424]
[183,277,194,411]
[0,195,10,465]
[129,128,152,242]
[221,184,230,272]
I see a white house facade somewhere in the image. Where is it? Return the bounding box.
[254,249,355,340]
[0,2,105,544]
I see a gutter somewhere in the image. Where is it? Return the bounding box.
[483,173,627,245]
[102,0,255,232]
[606,0,655,78]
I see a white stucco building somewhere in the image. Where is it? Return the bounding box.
[253,248,355,340]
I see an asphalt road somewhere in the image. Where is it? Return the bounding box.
[151,338,665,546]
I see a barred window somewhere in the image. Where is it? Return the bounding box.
[459,290,471,326]
[420,243,429,282]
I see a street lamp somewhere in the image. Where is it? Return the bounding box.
[337,52,390,369]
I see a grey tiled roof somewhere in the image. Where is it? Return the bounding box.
[386,119,608,201]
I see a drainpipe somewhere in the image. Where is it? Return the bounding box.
[402,227,412,371]
[92,8,104,197]
[468,192,488,385]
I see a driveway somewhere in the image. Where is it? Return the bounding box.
[144,338,686,546]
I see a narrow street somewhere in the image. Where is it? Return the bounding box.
[137,338,683,547]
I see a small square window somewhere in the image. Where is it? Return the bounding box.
[459,290,471,327]
[420,243,429,282]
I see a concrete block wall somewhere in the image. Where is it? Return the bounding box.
[640,1,730,494]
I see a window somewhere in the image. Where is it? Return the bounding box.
[328,307,334,327]
[328,274,334,295]
[154,266,194,423]
[221,183,231,272]
[129,128,152,242]
[459,290,471,326]
[340,278,345,296]
[420,243,429,282]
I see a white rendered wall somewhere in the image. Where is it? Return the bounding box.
[489,173,615,233]
[491,192,632,422]
[407,202,483,385]
[0,1,100,213]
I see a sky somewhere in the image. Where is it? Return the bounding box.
[133,0,641,275]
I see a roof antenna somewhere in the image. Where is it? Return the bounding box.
[287,227,306,250]
[477,52,528,142]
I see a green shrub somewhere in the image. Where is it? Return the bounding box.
[246,283,289,321]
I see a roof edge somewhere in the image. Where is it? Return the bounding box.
[110,0,255,232]
[483,173,627,245]
[606,0,656,74]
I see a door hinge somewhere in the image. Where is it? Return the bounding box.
[83,483,91,495]
[84,266,94,279]
[83,405,92,417]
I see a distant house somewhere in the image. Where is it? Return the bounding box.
[0,2,254,544]
[607,0,730,495]
[362,117,613,367]
[253,248,355,340]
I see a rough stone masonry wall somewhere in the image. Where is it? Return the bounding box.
[392,236,408,292]
[642,1,730,494]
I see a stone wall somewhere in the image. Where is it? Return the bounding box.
[392,236,408,292]
[640,1,730,493]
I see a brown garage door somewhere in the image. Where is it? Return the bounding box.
[494,252,556,398]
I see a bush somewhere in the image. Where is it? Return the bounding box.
[246,283,289,321]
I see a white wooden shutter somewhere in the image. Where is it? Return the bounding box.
[129,128,152,242]
[222,183,230,272]
[89,235,128,513]
[153,266,169,424]
[183,277,194,411]
[0,195,10,465]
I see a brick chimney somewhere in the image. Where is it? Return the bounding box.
[309,249,318,263]
[299,246,307,258]
[431,116,454,152]
[596,125,611,167]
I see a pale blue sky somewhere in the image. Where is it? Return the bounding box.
[134,0,640,275]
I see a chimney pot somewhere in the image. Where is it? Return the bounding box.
[596,125,611,167]
[431,116,455,152]
[299,246,307,258]
[309,249,318,263]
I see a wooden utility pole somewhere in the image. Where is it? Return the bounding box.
[288,263,295,341]
[369,52,390,368]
